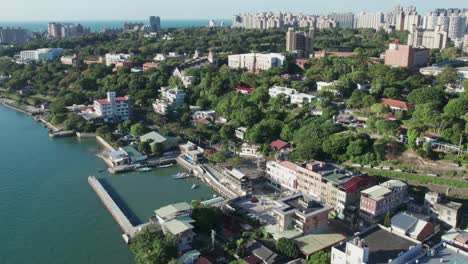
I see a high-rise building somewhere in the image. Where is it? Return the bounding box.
[408,25,448,50]
[448,15,466,40]
[48,23,90,38]
[149,16,161,32]
[327,13,354,29]
[286,27,314,58]
[354,12,385,30]
[0,27,32,43]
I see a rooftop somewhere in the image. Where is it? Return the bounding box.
[361,185,392,200]
[416,244,468,264]
[381,98,413,110]
[295,229,347,256]
[275,193,332,216]
[155,202,192,219]
[245,239,280,264]
[270,139,290,150]
[278,160,298,171]
[358,226,418,264]
[163,219,194,235]
[121,146,144,158]
[140,131,167,144]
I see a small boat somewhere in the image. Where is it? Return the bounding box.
[136,167,151,172]
[172,172,190,179]
[158,163,174,168]
[191,184,198,189]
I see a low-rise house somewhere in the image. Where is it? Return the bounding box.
[192,110,216,124]
[93,92,131,122]
[359,180,408,224]
[390,212,435,241]
[153,87,186,115]
[273,193,332,234]
[235,86,255,94]
[235,127,248,140]
[316,81,339,95]
[245,239,281,264]
[140,131,178,152]
[266,160,297,191]
[270,139,290,151]
[60,54,81,66]
[381,98,414,112]
[154,52,185,62]
[295,58,309,70]
[107,146,147,165]
[269,86,317,106]
[238,143,262,158]
[83,56,105,65]
[442,228,468,251]
[173,51,217,87]
[179,141,205,164]
[222,168,252,195]
[153,202,195,253]
[424,192,462,228]
[331,225,422,264]
[113,61,133,71]
[105,53,132,66]
[142,62,160,71]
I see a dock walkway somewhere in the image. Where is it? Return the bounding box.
[88,176,147,241]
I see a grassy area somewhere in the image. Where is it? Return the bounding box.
[359,168,468,189]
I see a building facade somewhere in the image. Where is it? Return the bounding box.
[228,53,285,72]
[354,12,384,30]
[286,27,314,58]
[93,92,131,122]
[327,13,354,29]
[105,53,132,66]
[359,180,408,223]
[407,25,448,49]
[0,27,31,43]
[384,40,429,70]
[266,160,298,192]
[19,48,64,62]
[153,87,186,115]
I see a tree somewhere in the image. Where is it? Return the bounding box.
[191,205,222,233]
[436,66,459,86]
[118,120,133,132]
[383,211,391,227]
[383,87,401,99]
[276,238,301,259]
[407,87,446,107]
[130,123,147,136]
[138,140,152,154]
[130,225,178,264]
[375,119,398,136]
[444,98,467,118]
[371,103,389,116]
[407,129,419,149]
[307,251,331,264]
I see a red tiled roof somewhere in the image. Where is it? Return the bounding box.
[383,115,397,121]
[295,58,309,63]
[195,257,213,264]
[278,160,297,171]
[341,176,372,193]
[381,98,413,110]
[116,97,128,102]
[391,39,400,45]
[244,255,262,264]
[235,86,254,93]
[270,139,290,150]
[423,132,439,139]
[95,99,110,105]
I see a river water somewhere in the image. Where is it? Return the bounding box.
[0,106,214,264]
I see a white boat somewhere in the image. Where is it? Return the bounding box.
[136,167,151,172]
[172,172,190,179]
[158,163,174,168]
[191,184,198,189]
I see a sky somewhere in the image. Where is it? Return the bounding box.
[0,0,466,21]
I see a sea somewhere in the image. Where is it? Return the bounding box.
[0,19,231,32]
[0,105,215,264]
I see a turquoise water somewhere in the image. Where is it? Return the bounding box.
[0,106,214,264]
[0,19,231,32]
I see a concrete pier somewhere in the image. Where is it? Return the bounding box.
[88,176,148,242]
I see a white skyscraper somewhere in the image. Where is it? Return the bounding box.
[354,12,384,30]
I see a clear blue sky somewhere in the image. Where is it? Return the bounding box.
[1,0,466,21]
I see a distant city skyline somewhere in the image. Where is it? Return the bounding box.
[0,0,467,22]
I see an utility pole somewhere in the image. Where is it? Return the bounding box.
[211,229,216,250]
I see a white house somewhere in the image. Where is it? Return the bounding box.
[238,143,262,158]
[266,160,298,192]
[153,87,186,115]
[228,53,285,72]
[105,53,132,66]
[19,48,64,62]
[268,86,317,106]
[93,92,131,122]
